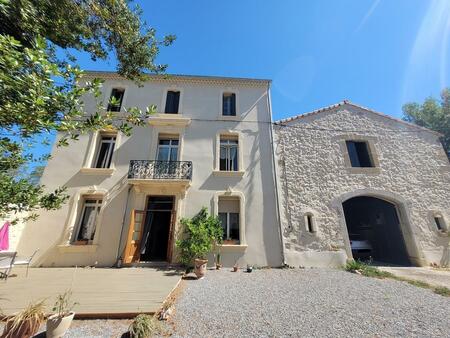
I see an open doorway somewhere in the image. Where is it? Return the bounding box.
[140,196,175,262]
[343,196,412,266]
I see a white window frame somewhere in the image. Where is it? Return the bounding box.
[214,131,244,176]
[213,191,246,247]
[72,198,103,244]
[93,135,116,168]
[81,130,119,174]
[218,211,240,242]
[156,137,179,161]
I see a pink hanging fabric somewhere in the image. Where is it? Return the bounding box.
[0,221,10,250]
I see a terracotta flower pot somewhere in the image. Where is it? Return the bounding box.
[232,266,238,272]
[46,312,75,338]
[2,317,42,338]
[194,259,208,279]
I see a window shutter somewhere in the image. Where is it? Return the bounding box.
[231,93,236,116]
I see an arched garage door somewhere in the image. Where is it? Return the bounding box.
[343,196,412,266]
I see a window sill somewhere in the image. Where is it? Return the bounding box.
[57,244,98,253]
[346,167,380,175]
[218,115,242,121]
[80,168,115,175]
[148,113,191,127]
[212,170,245,177]
[436,230,449,237]
[217,244,248,252]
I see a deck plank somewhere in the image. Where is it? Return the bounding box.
[0,267,182,317]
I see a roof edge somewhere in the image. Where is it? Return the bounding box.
[81,70,271,84]
[275,100,443,137]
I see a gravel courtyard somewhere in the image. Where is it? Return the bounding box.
[171,268,450,338]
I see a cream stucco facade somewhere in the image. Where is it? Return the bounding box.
[17,73,283,268]
[275,101,450,268]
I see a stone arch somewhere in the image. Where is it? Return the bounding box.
[331,188,425,266]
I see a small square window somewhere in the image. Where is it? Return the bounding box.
[165,91,180,114]
[222,93,236,116]
[346,141,374,167]
[107,88,125,112]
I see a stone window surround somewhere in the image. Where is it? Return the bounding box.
[304,212,318,234]
[148,126,185,161]
[429,210,448,235]
[212,190,247,251]
[218,88,241,121]
[337,134,380,174]
[213,130,245,177]
[80,130,120,175]
[160,86,184,115]
[58,187,108,253]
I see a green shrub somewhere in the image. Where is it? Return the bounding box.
[129,314,164,338]
[434,286,450,297]
[344,260,393,278]
[176,207,223,267]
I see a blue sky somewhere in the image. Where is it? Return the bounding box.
[73,0,450,121]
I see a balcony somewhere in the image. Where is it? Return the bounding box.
[127,160,193,189]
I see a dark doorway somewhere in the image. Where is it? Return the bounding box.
[140,196,174,261]
[343,196,412,266]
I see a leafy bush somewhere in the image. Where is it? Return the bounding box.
[176,207,223,267]
[129,314,164,338]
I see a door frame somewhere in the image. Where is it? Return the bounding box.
[141,195,177,262]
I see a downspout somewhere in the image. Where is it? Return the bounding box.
[266,82,287,266]
[115,185,132,267]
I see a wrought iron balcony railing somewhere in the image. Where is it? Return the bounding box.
[128,160,193,180]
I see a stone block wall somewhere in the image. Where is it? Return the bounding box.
[274,103,450,267]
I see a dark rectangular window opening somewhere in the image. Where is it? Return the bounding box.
[434,217,445,231]
[306,214,314,233]
[346,141,374,168]
[165,91,180,114]
[107,88,125,112]
[222,93,236,116]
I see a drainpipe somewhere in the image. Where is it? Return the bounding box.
[115,185,132,267]
[266,82,287,266]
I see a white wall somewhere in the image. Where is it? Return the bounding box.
[18,74,283,268]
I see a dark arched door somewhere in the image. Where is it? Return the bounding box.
[343,196,411,266]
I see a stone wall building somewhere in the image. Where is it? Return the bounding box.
[274,101,450,268]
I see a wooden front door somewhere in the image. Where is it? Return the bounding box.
[123,209,146,264]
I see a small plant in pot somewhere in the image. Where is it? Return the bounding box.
[46,290,78,338]
[2,300,46,338]
[176,207,223,279]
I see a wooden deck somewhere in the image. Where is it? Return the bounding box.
[0,266,182,318]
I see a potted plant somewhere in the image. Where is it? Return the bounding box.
[2,300,45,338]
[246,264,253,273]
[176,207,223,279]
[46,290,77,338]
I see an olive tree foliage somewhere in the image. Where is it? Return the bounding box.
[0,0,175,222]
[402,89,450,158]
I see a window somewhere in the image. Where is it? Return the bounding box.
[93,135,116,168]
[222,93,236,116]
[434,215,446,232]
[346,141,374,167]
[157,137,179,161]
[165,91,180,114]
[220,136,238,171]
[305,213,316,233]
[107,88,125,112]
[218,197,240,243]
[74,198,102,243]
